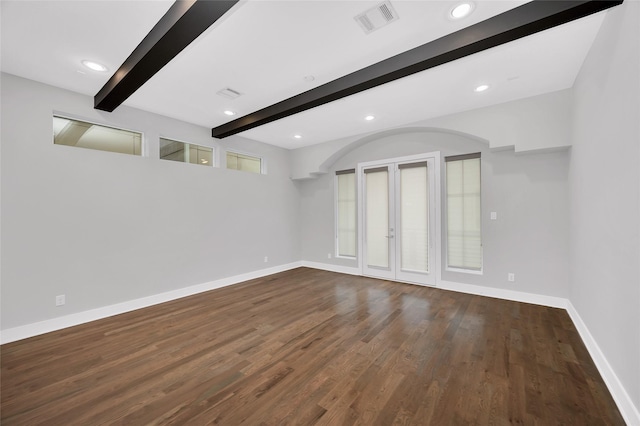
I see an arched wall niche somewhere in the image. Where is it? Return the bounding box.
[290,89,572,180]
[321,126,490,174]
[295,122,571,301]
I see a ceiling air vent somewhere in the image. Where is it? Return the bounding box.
[354,1,399,35]
[217,87,242,99]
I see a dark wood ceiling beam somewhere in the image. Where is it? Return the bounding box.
[95,0,239,112]
[211,0,622,139]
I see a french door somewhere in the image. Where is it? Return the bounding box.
[359,153,440,286]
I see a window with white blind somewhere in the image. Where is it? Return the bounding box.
[446,153,482,271]
[336,169,356,258]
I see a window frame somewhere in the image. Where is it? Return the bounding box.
[159,136,216,167]
[444,152,483,274]
[53,113,145,157]
[334,168,357,259]
[225,149,265,174]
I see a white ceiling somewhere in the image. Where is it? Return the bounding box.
[1,1,606,149]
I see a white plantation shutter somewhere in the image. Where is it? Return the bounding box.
[446,153,482,270]
[336,170,356,257]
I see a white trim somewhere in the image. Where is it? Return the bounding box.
[566,301,640,426]
[434,154,443,285]
[445,266,483,275]
[0,261,303,345]
[300,261,361,276]
[303,262,566,309]
[335,255,357,260]
[438,279,567,308]
[334,172,339,258]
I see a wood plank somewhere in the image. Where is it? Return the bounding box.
[0,268,626,425]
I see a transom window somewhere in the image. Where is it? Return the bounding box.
[53,116,142,156]
[226,151,262,174]
[160,138,213,166]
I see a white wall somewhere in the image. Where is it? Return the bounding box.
[569,0,640,414]
[297,129,571,298]
[290,89,572,180]
[421,89,572,152]
[0,73,300,330]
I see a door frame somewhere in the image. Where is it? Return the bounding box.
[357,152,442,287]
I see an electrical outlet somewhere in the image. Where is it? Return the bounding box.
[327,253,332,259]
[508,273,515,282]
[264,256,268,263]
[55,294,66,306]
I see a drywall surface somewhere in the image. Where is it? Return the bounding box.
[0,73,300,329]
[569,1,640,414]
[423,89,572,152]
[297,129,571,298]
[290,89,572,180]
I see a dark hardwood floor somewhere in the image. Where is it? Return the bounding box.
[1,268,625,425]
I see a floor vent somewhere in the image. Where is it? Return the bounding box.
[354,1,399,35]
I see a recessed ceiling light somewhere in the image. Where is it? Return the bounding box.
[294,134,302,139]
[450,2,473,19]
[304,75,315,82]
[223,110,236,116]
[81,60,108,72]
[365,115,375,121]
[474,84,489,92]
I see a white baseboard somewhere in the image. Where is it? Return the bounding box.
[438,279,568,309]
[566,301,640,426]
[299,260,361,276]
[300,262,567,308]
[0,261,303,345]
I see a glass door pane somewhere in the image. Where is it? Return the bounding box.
[399,164,429,273]
[365,169,389,268]
[359,154,439,287]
